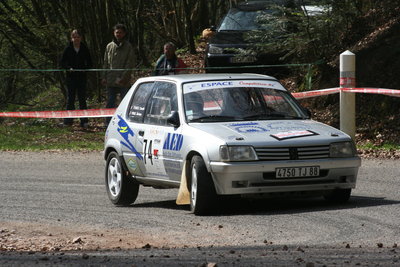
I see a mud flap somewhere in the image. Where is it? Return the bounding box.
[176,161,190,205]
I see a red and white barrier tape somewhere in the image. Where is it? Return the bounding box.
[0,108,116,118]
[0,87,399,118]
[292,87,340,99]
[293,87,400,99]
[343,87,400,97]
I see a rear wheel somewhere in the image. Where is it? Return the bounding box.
[189,155,217,215]
[105,151,139,206]
[324,188,352,203]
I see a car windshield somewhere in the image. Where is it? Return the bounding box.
[183,80,307,123]
[219,8,280,31]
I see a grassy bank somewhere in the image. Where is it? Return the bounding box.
[0,119,104,151]
[1,118,400,160]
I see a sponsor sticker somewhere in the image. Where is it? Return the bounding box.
[127,158,138,171]
[265,121,307,131]
[201,81,233,88]
[271,130,318,140]
[183,80,285,93]
[117,115,143,160]
[163,133,184,151]
[226,122,269,133]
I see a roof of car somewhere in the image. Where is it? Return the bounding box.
[138,73,278,84]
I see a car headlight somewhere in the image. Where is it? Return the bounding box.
[220,145,258,161]
[330,142,356,157]
[208,45,224,54]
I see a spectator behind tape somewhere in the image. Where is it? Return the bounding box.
[60,29,92,128]
[153,42,188,76]
[101,23,135,126]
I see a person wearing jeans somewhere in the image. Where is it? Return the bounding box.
[106,87,129,109]
[60,29,92,128]
[101,24,135,126]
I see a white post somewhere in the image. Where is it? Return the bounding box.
[339,50,356,140]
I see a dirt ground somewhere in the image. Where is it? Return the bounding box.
[0,221,175,252]
[1,221,399,267]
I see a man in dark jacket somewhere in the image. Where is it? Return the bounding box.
[60,29,92,128]
[153,42,188,76]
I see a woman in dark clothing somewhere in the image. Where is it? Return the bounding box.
[60,29,92,127]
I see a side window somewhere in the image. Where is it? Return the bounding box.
[144,82,177,126]
[128,82,154,122]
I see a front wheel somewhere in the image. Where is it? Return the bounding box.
[105,151,139,206]
[324,188,352,204]
[189,155,217,215]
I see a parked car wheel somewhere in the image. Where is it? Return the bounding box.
[324,188,352,203]
[190,155,217,215]
[105,151,139,206]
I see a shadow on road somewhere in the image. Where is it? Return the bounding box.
[130,195,400,216]
[217,195,400,216]
[132,200,189,211]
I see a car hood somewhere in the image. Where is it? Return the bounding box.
[209,30,284,46]
[190,120,350,146]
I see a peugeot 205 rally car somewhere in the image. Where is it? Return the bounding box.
[104,73,361,215]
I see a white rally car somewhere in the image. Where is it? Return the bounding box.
[104,73,361,215]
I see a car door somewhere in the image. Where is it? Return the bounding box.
[123,82,155,176]
[136,81,183,181]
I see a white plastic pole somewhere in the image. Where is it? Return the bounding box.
[339,50,356,139]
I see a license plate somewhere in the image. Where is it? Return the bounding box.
[230,56,256,63]
[275,166,320,178]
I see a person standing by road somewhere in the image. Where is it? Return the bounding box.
[153,42,188,75]
[101,24,135,125]
[60,29,92,128]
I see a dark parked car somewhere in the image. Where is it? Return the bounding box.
[205,0,298,74]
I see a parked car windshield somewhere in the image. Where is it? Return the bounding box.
[183,80,306,122]
[218,8,278,31]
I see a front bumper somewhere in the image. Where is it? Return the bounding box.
[206,54,268,73]
[205,52,284,73]
[209,157,361,195]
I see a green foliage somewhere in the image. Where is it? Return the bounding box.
[358,142,400,151]
[237,0,399,90]
[0,0,399,152]
[0,1,65,108]
[0,0,234,109]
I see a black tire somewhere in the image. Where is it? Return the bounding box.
[189,155,217,215]
[324,188,352,204]
[105,151,139,206]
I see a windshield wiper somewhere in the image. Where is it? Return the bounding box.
[241,114,270,120]
[283,115,305,120]
[189,115,236,122]
[242,112,305,120]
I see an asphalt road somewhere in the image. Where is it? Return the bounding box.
[1,151,399,266]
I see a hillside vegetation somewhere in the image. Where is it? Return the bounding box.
[0,0,399,156]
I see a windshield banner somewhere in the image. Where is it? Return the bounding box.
[183,80,285,94]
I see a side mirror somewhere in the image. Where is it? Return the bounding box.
[167,111,180,128]
[210,25,216,31]
[304,108,312,119]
